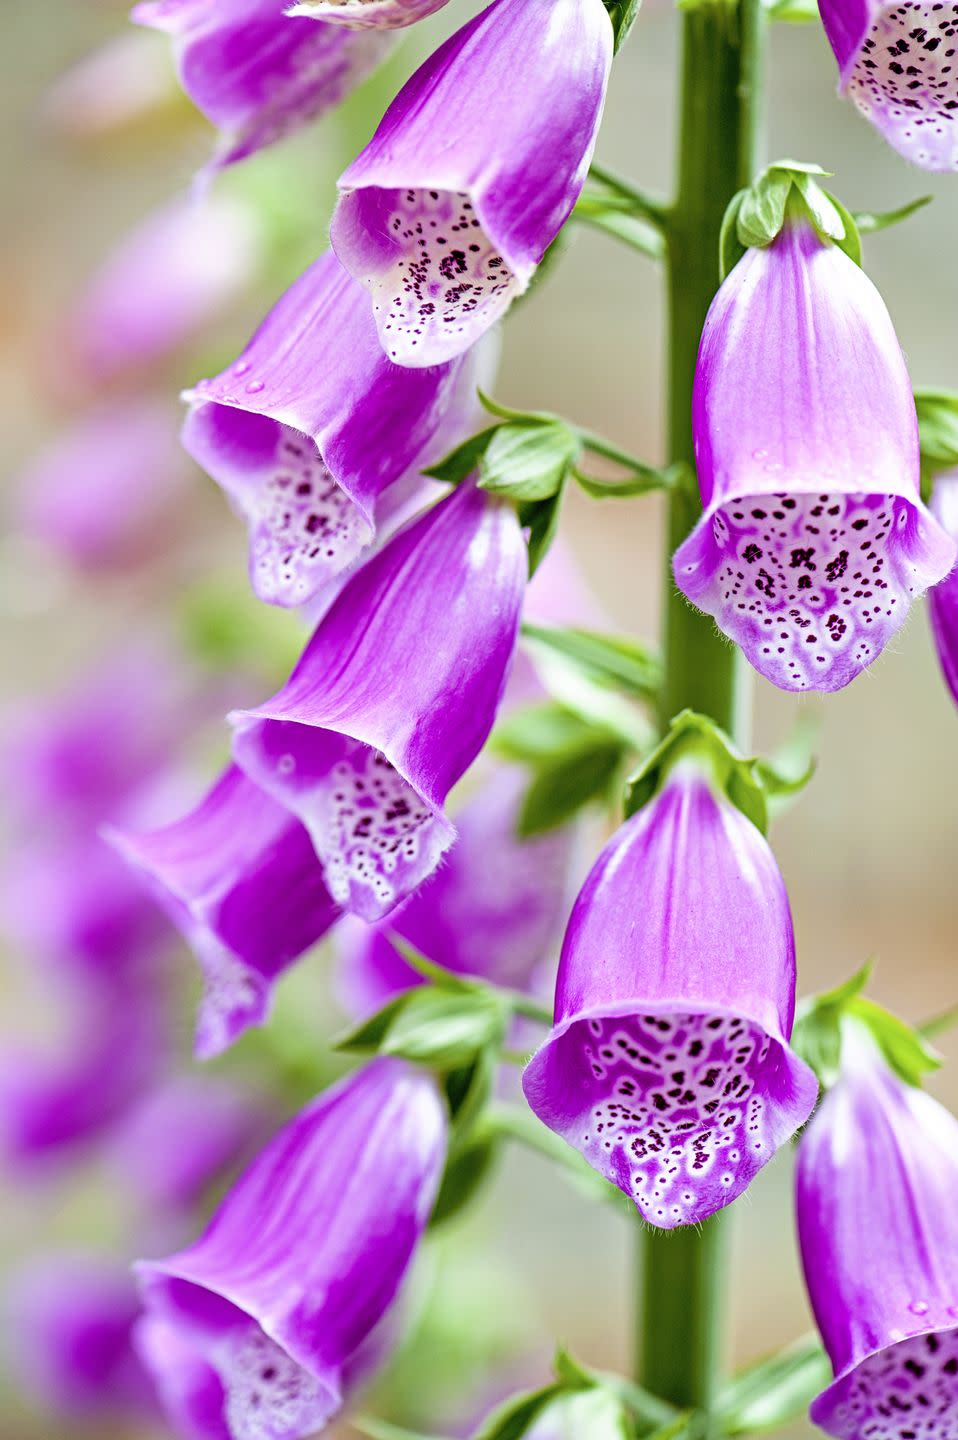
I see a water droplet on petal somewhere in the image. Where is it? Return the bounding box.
[246,379,265,394]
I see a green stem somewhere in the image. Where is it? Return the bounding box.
[640,0,765,1429]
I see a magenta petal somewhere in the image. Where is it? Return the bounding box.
[797,1030,958,1440]
[230,483,526,923]
[183,250,487,608]
[289,0,452,28]
[107,765,340,1058]
[928,473,958,707]
[337,767,575,1016]
[133,0,395,173]
[522,767,818,1230]
[136,1060,446,1440]
[135,1315,230,1440]
[819,0,958,170]
[66,197,261,383]
[674,220,955,692]
[331,0,612,365]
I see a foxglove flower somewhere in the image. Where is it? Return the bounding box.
[44,30,178,139]
[8,1256,158,1419]
[108,765,340,1058]
[819,0,958,170]
[928,473,958,706]
[797,1025,958,1440]
[132,0,394,174]
[65,196,261,384]
[15,400,186,571]
[110,1077,271,1218]
[674,216,955,692]
[136,1059,446,1440]
[523,763,818,1229]
[183,250,487,608]
[289,0,450,27]
[230,482,526,923]
[330,0,612,365]
[337,768,575,1016]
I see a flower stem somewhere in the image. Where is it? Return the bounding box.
[640,0,766,1428]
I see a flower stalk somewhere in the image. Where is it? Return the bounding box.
[643,0,766,1423]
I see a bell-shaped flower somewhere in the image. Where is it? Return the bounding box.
[289,0,451,28]
[43,30,179,140]
[819,0,958,170]
[132,0,395,175]
[64,196,261,387]
[108,765,341,1058]
[674,215,955,692]
[330,0,612,366]
[14,400,187,573]
[183,250,488,608]
[796,1024,958,1440]
[136,1058,446,1440]
[928,473,958,707]
[337,767,576,1016]
[522,762,818,1229]
[7,1255,159,1421]
[230,481,526,924]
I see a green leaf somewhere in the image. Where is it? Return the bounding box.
[720,1335,831,1435]
[572,461,681,499]
[720,190,748,281]
[521,624,662,700]
[493,702,601,765]
[920,1001,958,1041]
[422,426,500,484]
[431,1120,501,1227]
[518,734,626,836]
[476,390,555,424]
[848,997,943,1087]
[444,1048,496,1132]
[479,421,579,501]
[334,986,507,1070]
[854,195,932,235]
[471,1384,570,1440]
[821,189,862,267]
[915,389,958,472]
[518,489,565,577]
[603,0,643,51]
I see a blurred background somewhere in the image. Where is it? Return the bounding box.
[2,2,957,1437]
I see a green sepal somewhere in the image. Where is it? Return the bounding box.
[719,190,748,281]
[518,486,565,577]
[470,1383,570,1440]
[517,732,627,837]
[794,962,942,1089]
[421,426,500,485]
[624,710,764,831]
[851,997,942,1088]
[520,624,662,700]
[332,985,507,1071]
[602,0,642,51]
[430,1114,501,1227]
[477,390,554,424]
[727,162,862,267]
[493,701,603,765]
[478,420,579,501]
[352,1418,448,1440]
[719,1335,831,1436]
[819,189,862,266]
[854,194,932,236]
[915,389,958,475]
[572,460,687,500]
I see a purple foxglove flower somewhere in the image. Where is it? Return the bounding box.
[136,1059,446,1440]
[288,0,450,27]
[330,0,613,366]
[132,0,395,174]
[65,196,261,385]
[928,472,958,707]
[796,1025,958,1440]
[337,767,576,1016]
[43,30,178,139]
[108,765,340,1059]
[819,0,958,170]
[135,1315,231,1440]
[14,400,187,571]
[183,250,487,608]
[230,482,527,923]
[109,1076,272,1218]
[522,763,818,1230]
[7,1255,159,1419]
[673,217,955,693]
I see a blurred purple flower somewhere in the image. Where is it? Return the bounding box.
[288,0,451,28]
[230,482,527,923]
[797,1025,958,1440]
[43,29,177,138]
[14,399,187,572]
[108,764,341,1059]
[183,250,489,608]
[109,1075,273,1218]
[132,0,395,174]
[331,0,612,365]
[928,472,958,708]
[337,768,575,1017]
[7,1254,159,1420]
[673,216,954,692]
[523,763,818,1229]
[819,0,958,170]
[65,196,261,384]
[136,1059,447,1440]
